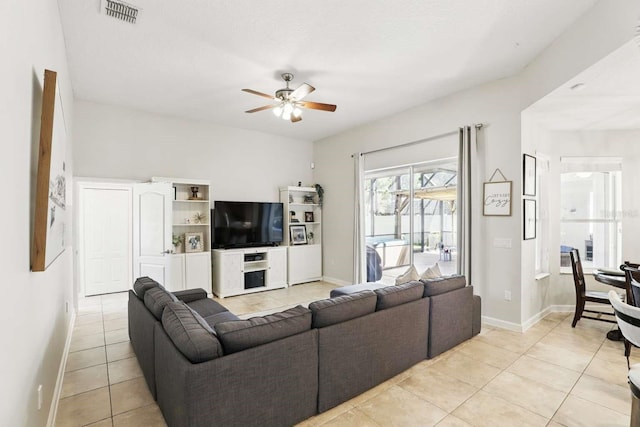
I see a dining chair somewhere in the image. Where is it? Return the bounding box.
[569,249,616,327]
[608,290,640,425]
[621,265,640,358]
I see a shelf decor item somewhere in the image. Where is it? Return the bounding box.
[305,211,314,222]
[314,183,324,207]
[307,231,314,244]
[290,225,308,245]
[185,232,204,253]
[189,186,200,199]
[303,194,314,204]
[193,212,205,224]
[172,234,184,253]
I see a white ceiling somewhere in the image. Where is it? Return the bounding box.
[57,0,601,141]
[527,40,640,130]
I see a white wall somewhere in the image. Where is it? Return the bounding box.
[0,0,75,425]
[73,100,314,202]
[522,129,640,323]
[315,0,640,328]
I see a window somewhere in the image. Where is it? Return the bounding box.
[560,157,622,271]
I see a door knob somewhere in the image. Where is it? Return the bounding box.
[161,249,172,255]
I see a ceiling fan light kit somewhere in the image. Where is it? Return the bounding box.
[243,73,337,123]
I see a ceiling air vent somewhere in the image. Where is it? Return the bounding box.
[102,0,139,24]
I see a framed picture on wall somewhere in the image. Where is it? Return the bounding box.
[32,69,68,272]
[523,199,536,240]
[523,154,536,196]
[304,211,314,222]
[482,181,512,216]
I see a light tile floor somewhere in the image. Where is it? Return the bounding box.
[55,282,635,426]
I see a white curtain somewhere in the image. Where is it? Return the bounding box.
[353,153,366,283]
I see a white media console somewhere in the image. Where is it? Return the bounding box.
[211,246,287,298]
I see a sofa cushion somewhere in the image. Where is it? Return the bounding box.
[329,282,387,298]
[309,290,377,328]
[133,276,160,300]
[173,288,208,303]
[419,263,442,280]
[395,265,419,285]
[162,301,223,363]
[214,305,311,354]
[144,286,178,320]
[375,281,424,310]
[203,311,241,331]
[186,298,229,318]
[421,275,467,297]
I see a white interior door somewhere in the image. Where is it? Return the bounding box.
[133,182,173,285]
[79,184,132,296]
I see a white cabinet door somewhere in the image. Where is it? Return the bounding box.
[217,251,244,296]
[168,254,185,292]
[268,247,287,287]
[288,244,322,285]
[133,182,173,285]
[185,252,212,292]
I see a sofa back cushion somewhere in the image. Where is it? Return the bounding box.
[162,301,223,363]
[214,305,311,354]
[309,290,377,328]
[375,281,424,310]
[144,286,178,320]
[421,275,467,297]
[133,276,160,300]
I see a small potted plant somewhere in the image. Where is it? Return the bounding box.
[172,234,184,253]
[314,184,324,207]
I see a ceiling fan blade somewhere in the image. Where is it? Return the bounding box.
[245,104,276,113]
[291,115,302,123]
[298,101,337,112]
[242,88,277,100]
[290,83,315,101]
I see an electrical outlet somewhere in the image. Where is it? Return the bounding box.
[504,290,512,301]
[37,384,43,410]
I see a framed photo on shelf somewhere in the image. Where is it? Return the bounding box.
[185,232,204,253]
[523,199,536,240]
[523,154,536,196]
[304,211,314,223]
[290,225,308,245]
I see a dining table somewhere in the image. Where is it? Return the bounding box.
[593,267,627,341]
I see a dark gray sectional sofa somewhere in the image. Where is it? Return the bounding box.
[128,274,481,427]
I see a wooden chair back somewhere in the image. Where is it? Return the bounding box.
[569,249,585,296]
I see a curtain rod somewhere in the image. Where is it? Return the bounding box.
[351,129,460,157]
[350,123,486,157]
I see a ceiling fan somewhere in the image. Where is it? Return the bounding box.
[242,73,337,123]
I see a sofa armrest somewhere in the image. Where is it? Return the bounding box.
[173,288,207,303]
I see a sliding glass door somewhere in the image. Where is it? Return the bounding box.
[364,159,458,284]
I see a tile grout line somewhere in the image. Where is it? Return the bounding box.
[101,297,115,425]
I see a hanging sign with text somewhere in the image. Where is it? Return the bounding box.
[483,181,512,216]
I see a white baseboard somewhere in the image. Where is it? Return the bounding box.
[481,315,524,332]
[47,311,76,427]
[321,276,352,287]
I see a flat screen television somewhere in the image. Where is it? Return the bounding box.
[212,201,283,249]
